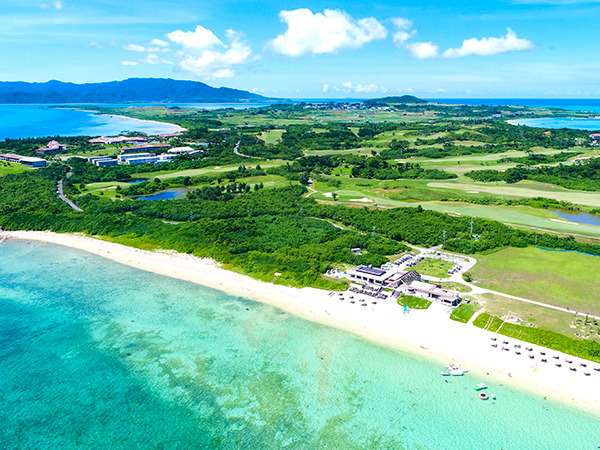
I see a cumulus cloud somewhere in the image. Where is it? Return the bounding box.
[340,81,387,94]
[123,26,253,79]
[322,84,329,93]
[406,42,440,59]
[121,61,138,66]
[391,18,533,60]
[168,27,253,79]
[391,17,415,44]
[150,38,170,48]
[269,8,387,57]
[167,25,224,49]
[442,28,534,58]
[124,43,170,53]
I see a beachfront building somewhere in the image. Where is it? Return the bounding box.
[37,140,66,154]
[0,152,47,167]
[347,265,394,285]
[406,280,461,307]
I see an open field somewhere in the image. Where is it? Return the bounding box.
[413,257,455,278]
[429,180,600,208]
[258,129,285,144]
[470,247,600,315]
[0,161,30,175]
[471,292,586,339]
[310,177,600,238]
[132,160,285,179]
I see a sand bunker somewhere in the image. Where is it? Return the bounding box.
[551,218,577,225]
[323,192,333,198]
[350,198,372,203]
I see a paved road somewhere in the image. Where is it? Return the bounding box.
[57,173,83,212]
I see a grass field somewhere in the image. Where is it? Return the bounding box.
[449,303,481,323]
[413,257,455,278]
[470,247,600,315]
[258,129,285,144]
[309,176,600,238]
[0,162,30,175]
[132,160,285,179]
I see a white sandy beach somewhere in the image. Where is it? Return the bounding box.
[4,230,600,417]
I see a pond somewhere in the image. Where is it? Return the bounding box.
[550,210,600,226]
[137,188,189,200]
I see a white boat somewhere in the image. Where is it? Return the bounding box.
[440,371,450,376]
[450,369,466,376]
[475,382,488,391]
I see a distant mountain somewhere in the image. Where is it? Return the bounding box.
[364,95,427,105]
[0,78,279,104]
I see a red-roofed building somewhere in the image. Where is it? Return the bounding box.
[37,140,66,154]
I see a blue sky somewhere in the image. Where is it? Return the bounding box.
[3,0,600,98]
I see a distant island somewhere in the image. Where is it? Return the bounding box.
[364,95,428,105]
[0,78,280,104]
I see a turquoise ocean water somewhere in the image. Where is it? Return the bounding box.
[1,240,599,449]
[0,105,182,139]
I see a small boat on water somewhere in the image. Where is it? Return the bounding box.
[450,369,466,376]
[475,383,488,391]
[479,392,489,400]
[440,371,450,376]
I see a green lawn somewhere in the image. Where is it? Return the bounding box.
[397,295,432,309]
[258,129,285,144]
[449,303,481,323]
[471,247,600,315]
[413,257,455,278]
[132,160,285,180]
[0,161,31,175]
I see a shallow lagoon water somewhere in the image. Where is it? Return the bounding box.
[509,117,600,131]
[1,240,599,449]
[0,105,181,139]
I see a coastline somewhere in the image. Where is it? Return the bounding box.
[63,106,187,133]
[3,230,600,418]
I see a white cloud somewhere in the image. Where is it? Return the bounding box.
[150,38,170,48]
[167,25,224,49]
[170,28,253,79]
[124,43,170,53]
[124,44,146,52]
[142,53,173,65]
[269,8,387,57]
[322,84,329,93]
[121,61,138,66]
[391,17,417,45]
[337,81,387,94]
[391,17,412,30]
[54,1,64,10]
[442,28,534,58]
[406,42,440,59]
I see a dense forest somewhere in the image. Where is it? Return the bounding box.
[2,167,600,291]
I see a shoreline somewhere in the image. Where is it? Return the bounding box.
[62,106,187,134]
[3,230,600,418]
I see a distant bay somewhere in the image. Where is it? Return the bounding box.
[0,105,185,139]
[508,117,600,131]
